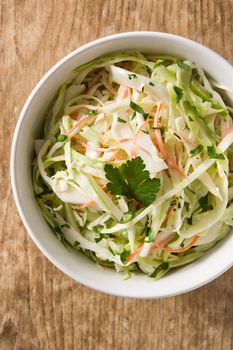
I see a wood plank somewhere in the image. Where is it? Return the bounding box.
[1,0,233,349]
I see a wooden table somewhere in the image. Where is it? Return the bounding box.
[1,1,233,349]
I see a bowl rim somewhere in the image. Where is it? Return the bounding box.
[11,31,233,298]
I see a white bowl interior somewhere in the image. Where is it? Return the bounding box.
[11,32,233,298]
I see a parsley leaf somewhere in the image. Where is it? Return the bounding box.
[187,216,193,225]
[145,227,154,243]
[207,145,225,160]
[130,101,149,120]
[117,117,127,123]
[174,86,183,103]
[128,73,137,80]
[190,144,203,157]
[104,157,160,205]
[120,249,130,264]
[149,81,155,86]
[198,194,213,213]
[149,262,169,278]
[95,233,104,243]
[35,188,53,198]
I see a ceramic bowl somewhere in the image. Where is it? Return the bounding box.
[11,32,233,298]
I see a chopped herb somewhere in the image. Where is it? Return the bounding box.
[117,117,127,123]
[178,202,181,209]
[145,227,154,243]
[188,116,194,122]
[184,201,190,212]
[187,216,193,225]
[104,157,161,205]
[93,225,104,233]
[35,189,53,198]
[183,123,190,131]
[57,134,67,142]
[73,241,79,247]
[53,226,63,239]
[120,249,130,264]
[170,199,177,206]
[207,145,225,160]
[85,109,98,116]
[174,133,181,140]
[176,59,190,70]
[109,246,115,256]
[149,81,155,86]
[198,194,213,212]
[149,262,169,278]
[199,195,208,207]
[141,129,149,135]
[174,86,184,103]
[229,170,233,174]
[180,240,185,247]
[95,233,104,243]
[128,73,137,80]
[130,101,149,120]
[141,86,145,93]
[131,111,136,120]
[190,145,203,157]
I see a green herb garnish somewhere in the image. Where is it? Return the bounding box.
[174,86,184,103]
[149,262,169,278]
[117,117,127,123]
[120,249,130,264]
[104,157,160,205]
[207,145,225,160]
[190,145,203,157]
[145,227,154,243]
[128,73,137,80]
[130,101,149,120]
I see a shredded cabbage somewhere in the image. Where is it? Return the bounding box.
[33,52,233,280]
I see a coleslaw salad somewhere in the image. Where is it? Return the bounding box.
[33,51,233,280]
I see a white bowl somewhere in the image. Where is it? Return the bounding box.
[11,32,233,298]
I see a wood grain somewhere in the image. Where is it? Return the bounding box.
[1,0,233,349]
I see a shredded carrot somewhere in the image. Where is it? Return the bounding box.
[101,78,117,96]
[154,102,187,178]
[74,138,120,153]
[72,201,96,209]
[151,235,199,253]
[169,128,196,147]
[66,115,90,137]
[150,234,175,250]
[123,87,131,99]
[88,71,103,88]
[127,243,144,262]
[130,120,149,157]
[118,137,133,143]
